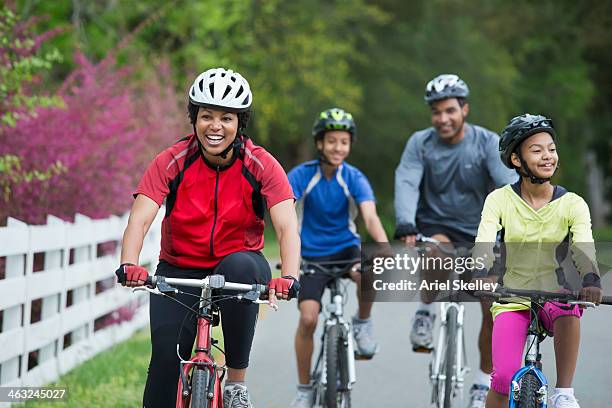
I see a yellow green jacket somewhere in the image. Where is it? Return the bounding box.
[474,183,598,318]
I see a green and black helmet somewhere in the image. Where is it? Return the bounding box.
[499,114,556,169]
[312,108,356,142]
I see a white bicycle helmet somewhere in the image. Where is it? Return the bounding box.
[424,74,469,104]
[189,68,252,112]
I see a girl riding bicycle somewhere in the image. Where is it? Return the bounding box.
[287,108,389,407]
[474,114,602,408]
[115,68,301,408]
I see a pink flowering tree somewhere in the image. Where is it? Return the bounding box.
[0,6,188,224]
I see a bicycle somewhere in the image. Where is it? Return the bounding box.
[133,274,276,408]
[302,258,361,408]
[475,287,612,407]
[412,235,473,408]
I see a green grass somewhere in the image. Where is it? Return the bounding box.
[26,329,151,408]
[24,325,227,407]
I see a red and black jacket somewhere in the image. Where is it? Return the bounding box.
[135,135,294,268]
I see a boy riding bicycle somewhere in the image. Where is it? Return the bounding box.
[473,114,602,408]
[288,108,389,408]
[394,74,517,407]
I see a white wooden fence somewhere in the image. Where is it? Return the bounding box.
[0,210,163,393]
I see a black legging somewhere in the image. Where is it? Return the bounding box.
[143,251,271,408]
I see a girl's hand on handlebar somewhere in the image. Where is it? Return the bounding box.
[580,286,603,305]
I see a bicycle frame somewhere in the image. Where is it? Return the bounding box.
[136,275,271,408]
[307,262,359,408]
[176,282,224,408]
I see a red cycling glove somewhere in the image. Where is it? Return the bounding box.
[268,276,300,299]
[115,263,149,287]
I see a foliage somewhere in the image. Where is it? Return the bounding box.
[0,5,63,126]
[0,4,65,204]
[0,154,64,201]
[0,50,186,224]
[10,0,612,224]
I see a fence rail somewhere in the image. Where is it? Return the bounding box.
[0,210,163,393]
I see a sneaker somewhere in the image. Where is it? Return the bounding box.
[352,316,380,358]
[410,310,435,351]
[223,383,255,408]
[288,387,314,408]
[467,384,489,408]
[550,392,580,408]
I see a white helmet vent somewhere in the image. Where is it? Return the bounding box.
[189,67,252,112]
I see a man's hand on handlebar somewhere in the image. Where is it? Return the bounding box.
[115,263,149,288]
[400,235,417,245]
[394,223,418,246]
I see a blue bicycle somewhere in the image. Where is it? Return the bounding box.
[476,288,612,407]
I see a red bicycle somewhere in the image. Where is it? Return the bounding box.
[134,274,276,407]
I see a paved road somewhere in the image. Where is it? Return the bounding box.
[248,281,612,408]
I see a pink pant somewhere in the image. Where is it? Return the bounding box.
[490,302,583,395]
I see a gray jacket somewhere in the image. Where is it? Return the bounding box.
[394,123,518,237]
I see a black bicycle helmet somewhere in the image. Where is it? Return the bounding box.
[424,74,469,104]
[499,114,556,169]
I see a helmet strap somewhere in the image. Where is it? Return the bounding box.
[317,151,333,166]
[517,153,550,185]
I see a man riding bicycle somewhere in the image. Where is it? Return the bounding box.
[394,74,517,407]
[288,108,389,408]
[116,68,300,408]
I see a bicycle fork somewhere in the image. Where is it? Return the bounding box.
[509,332,548,408]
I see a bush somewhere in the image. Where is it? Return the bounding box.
[0,50,187,224]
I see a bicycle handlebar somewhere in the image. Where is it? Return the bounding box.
[474,288,612,306]
[301,258,361,277]
[415,234,471,257]
[134,275,277,309]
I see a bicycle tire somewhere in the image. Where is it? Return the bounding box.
[516,371,540,408]
[442,306,457,408]
[325,324,351,408]
[191,368,211,408]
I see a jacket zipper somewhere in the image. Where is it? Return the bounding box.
[210,166,220,257]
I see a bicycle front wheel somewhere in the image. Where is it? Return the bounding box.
[325,324,351,408]
[190,368,211,408]
[441,306,457,408]
[516,371,540,408]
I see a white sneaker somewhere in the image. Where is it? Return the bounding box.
[550,392,580,408]
[352,316,379,358]
[410,311,435,351]
[288,387,314,408]
[467,384,488,408]
[223,383,255,408]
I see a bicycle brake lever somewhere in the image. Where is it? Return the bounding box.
[255,299,279,311]
[568,300,596,308]
[132,287,160,295]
